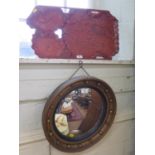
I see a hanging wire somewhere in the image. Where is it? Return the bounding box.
[69,60,90,80]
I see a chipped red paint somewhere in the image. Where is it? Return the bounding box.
[27,6,119,59]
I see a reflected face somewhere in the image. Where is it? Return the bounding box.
[54,88,106,139]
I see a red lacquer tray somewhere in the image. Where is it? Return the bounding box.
[27,6,119,59]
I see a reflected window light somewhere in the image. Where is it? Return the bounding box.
[61,8,70,13]
[37,0,65,7]
[54,29,63,39]
[19,20,36,58]
[66,0,91,8]
[18,0,35,19]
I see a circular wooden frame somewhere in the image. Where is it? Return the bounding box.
[42,76,116,152]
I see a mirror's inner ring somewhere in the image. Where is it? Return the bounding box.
[53,86,107,142]
[42,76,116,152]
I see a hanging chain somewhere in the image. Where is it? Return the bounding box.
[69,60,90,80]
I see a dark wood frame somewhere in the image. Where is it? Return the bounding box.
[42,76,117,152]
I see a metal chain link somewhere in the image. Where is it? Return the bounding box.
[69,60,90,80]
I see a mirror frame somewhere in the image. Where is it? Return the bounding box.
[42,76,116,152]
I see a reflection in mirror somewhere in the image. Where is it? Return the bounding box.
[54,88,105,139]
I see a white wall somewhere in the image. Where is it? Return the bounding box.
[19,59,135,155]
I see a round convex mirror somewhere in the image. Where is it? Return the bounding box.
[54,88,106,141]
[42,77,116,152]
